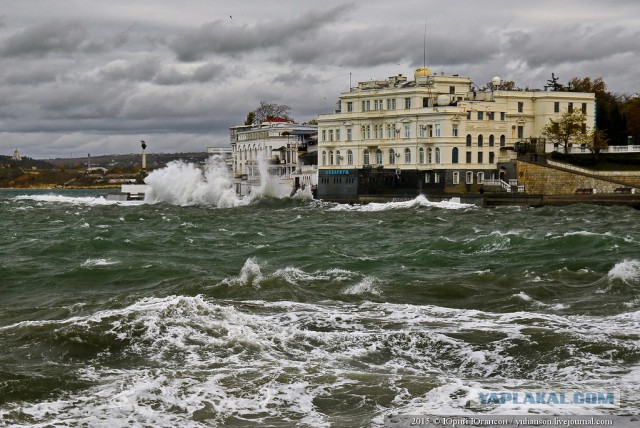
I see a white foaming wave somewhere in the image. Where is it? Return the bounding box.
[342,276,382,296]
[143,155,301,208]
[13,194,143,206]
[512,291,569,310]
[3,296,639,425]
[329,194,474,212]
[607,259,640,284]
[81,258,119,267]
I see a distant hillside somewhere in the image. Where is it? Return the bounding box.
[43,152,212,169]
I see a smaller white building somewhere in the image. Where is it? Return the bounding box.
[229,119,317,196]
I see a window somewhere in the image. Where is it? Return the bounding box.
[347,102,353,112]
[428,125,433,137]
[435,124,441,137]
[389,149,396,164]
[374,100,380,110]
[435,147,441,164]
[478,111,484,120]
[347,150,353,165]
[517,102,524,113]
[322,151,326,166]
[419,125,425,138]
[489,135,494,147]
[428,148,432,163]
[335,150,341,165]
[466,134,472,146]
[387,99,396,110]
[367,125,371,139]
[582,103,587,114]
[404,125,410,138]
[517,126,524,139]
[387,124,394,139]
[466,151,472,163]
[376,149,383,165]
[336,129,341,141]
[329,150,334,165]
[453,171,460,184]
[489,152,495,164]
[500,135,506,147]
[329,130,334,141]
[434,173,440,183]
[423,97,429,108]
[405,97,411,109]
[361,101,366,112]
[568,102,573,113]
[500,112,505,121]
[478,135,483,147]
[347,128,352,141]
[452,147,459,164]
[425,174,430,183]
[467,111,471,120]
[449,86,455,94]
[466,171,473,184]
[477,172,484,184]
[363,150,370,165]
[554,102,559,113]
[404,148,411,164]
[419,147,425,164]
[322,130,326,141]
[477,152,483,163]
[452,124,458,136]
[488,112,494,120]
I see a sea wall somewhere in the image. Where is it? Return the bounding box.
[517,161,640,195]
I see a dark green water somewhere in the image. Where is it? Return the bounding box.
[1,186,639,427]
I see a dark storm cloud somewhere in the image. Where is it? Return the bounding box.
[502,24,640,68]
[170,4,353,62]
[1,20,88,57]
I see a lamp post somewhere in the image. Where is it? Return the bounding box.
[140,140,147,173]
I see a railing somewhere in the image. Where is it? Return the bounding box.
[547,160,640,177]
[483,179,512,192]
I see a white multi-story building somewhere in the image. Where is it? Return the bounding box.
[229,119,317,196]
[316,67,595,203]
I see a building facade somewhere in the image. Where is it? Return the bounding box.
[316,68,596,203]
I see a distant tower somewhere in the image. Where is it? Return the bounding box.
[12,148,21,161]
[140,140,147,172]
[87,153,91,170]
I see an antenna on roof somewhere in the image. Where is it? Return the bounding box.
[423,18,427,68]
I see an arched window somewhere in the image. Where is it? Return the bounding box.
[404,148,411,164]
[363,149,370,165]
[321,151,326,166]
[435,147,441,164]
[478,135,483,147]
[376,149,383,165]
[466,171,473,184]
[489,134,495,147]
[453,171,460,184]
[466,134,472,147]
[329,150,334,165]
[500,135,506,147]
[335,150,341,165]
[427,148,433,163]
[389,149,396,164]
[418,147,425,164]
[452,147,459,164]
[347,149,353,165]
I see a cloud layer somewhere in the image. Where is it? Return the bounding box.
[0,0,638,158]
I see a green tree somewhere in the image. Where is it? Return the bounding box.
[542,110,588,154]
[624,97,640,144]
[546,73,564,91]
[584,129,609,158]
[244,111,255,126]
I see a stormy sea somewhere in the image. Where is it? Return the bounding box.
[1,157,639,427]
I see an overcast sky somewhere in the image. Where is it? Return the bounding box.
[1,0,639,159]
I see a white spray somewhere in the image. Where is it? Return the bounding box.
[143,155,311,207]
